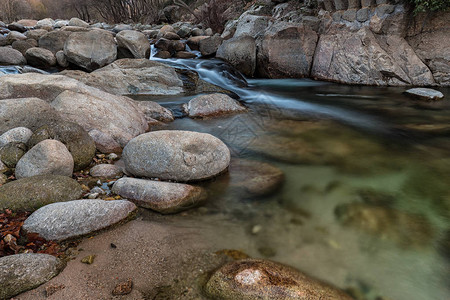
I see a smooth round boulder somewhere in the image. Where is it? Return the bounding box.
[27,121,96,171]
[55,50,69,67]
[64,30,117,71]
[25,47,56,69]
[12,40,34,56]
[15,139,74,179]
[123,130,230,182]
[116,30,151,59]
[0,47,26,65]
[5,31,27,44]
[22,199,137,241]
[183,93,246,118]
[88,129,123,154]
[205,259,354,300]
[0,175,83,211]
[0,254,65,300]
[0,127,33,147]
[112,177,207,214]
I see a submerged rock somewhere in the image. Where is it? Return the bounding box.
[335,203,435,246]
[15,139,74,179]
[404,88,444,101]
[183,93,246,118]
[0,253,65,300]
[0,175,83,212]
[205,259,353,300]
[22,199,137,241]
[229,159,284,197]
[122,130,230,182]
[112,177,207,214]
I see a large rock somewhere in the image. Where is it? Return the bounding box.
[15,139,74,179]
[12,40,34,56]
[38,30,72,54]
[60,59,184,96]
[312,27,435,86]
[0,175,83,211]
[36,18,55,29]
[63,30,117,71]
[5,31,27,44]
[0,98,61,134]
[0,47,26,65]
[404,88,444,101]
[25,47,56,69]
[217,35,256,77]
[68,17,89,28]
[0,254,65,300]
[52,90,148,147]
[205,259,353,300]
[123,130,231,182]
[257,22,318,78]
[183,93,246,118]
[135,101,174,123]
[112,178,207,214]
[0,127,33,147]
[25,29,48,41]
[234,12,270,38]
[116,30,150,59]
[22,199,137,241]
[0,74,149,147]
[198,35,223,56]
[28,122,95,171]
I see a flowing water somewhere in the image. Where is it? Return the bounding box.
[1,56,449,299]
[141,55,450,300]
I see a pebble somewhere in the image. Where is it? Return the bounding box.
[81,255,96,264]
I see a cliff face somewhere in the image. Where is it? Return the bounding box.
[218,0,450,86]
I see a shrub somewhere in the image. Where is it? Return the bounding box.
[408,0,450,13]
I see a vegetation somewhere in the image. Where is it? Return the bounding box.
[408,0,450,13]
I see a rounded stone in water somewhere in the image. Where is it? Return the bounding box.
[122,130,231,182]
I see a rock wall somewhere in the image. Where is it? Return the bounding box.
[217,0,450,86]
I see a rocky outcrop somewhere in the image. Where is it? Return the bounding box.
[122,130,230,182]
[0,254,65,300]
[311,27,435,86]
[257,22,318,78]
[406,11,450,86]
[216,36,257,77]
[205,259,353,300]
[0,175,83,212]
[112,178,207,214]
[63,30,117,71]
[22,199,137,241]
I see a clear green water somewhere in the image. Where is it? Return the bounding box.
[140,78,450,300]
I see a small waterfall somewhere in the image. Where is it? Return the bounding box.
[150,45,388,133]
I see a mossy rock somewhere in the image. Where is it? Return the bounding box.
[0,175,84,212]
[28,121,96,171]
[0,142,27,168]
